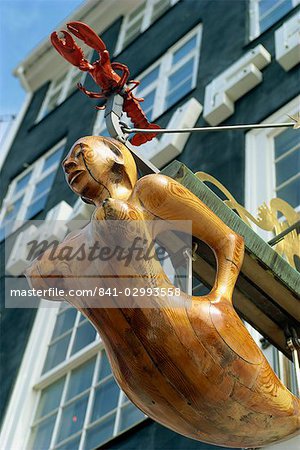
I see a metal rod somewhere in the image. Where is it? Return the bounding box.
[123,122,296,135]
[286,338,300,397]
[268,220,300,247]
[183,248,193,296]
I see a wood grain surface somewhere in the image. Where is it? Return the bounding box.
[25,136,300,448]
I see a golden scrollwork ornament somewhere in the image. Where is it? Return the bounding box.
[195,172,300,270]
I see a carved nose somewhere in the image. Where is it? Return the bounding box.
[62,158,77,173]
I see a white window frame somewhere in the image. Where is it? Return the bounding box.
[245,97,300,399]
[245,96,300,236]
[115,0,180,54]
[37,66,87,122]
[95,24,202,135]
[249,0,300,40]
[0,301,146,450]
[0,138,66,238]
[128,24,202,120]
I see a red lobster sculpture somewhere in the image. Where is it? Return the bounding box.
[50,21,160,146]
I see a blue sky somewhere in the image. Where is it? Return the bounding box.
[0,0,84,117]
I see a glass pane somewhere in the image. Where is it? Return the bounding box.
[71,321,97,355]
[52,308,77,340]
[79,313,86,323]
[25,195,47,220]
[275,128,300,159]
[67,71,83,97]
[119,402,145,432]
[168,58,194,93]
[2,196,24,223]
[98,352,112,380]
[43,146,65,171]
[98,127,110,137]
[55,436,81,450]
[91,378,119,422]
[172,35,197,66]
[0,226,6,242]
[33,172,56,197]
[259,0,282,15]
[56,394,89,444]
[30,415,56,450]
[259,0,292,33]
[276,177,300,208]
[139,66,160,90]
[59,302,70,311]
[151,0,170,22]
[276,149,300,186]
[46,90,61,114]
[14,171,32,195]
[35,377,65,420]
[25,170,58,219]
[141,90,156,119]
[123,18,143,47]
[121,393,130,404]
[66,358,96,401]
[128,1,146,21]
[193,282,210,296]
[43,333,72,373]
[53,72,67,89]
[165,77,193,109]
[85,415,115,450]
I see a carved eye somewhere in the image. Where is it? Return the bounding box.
[75,148,82,158]
[74,144,84,159]
[107,141,122,158]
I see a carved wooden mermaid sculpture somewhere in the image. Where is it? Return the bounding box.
[25,136,300,448]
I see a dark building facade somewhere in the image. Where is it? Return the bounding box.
[1,1,299,449]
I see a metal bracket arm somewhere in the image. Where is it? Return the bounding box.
[285,326,300,397]
[105,94,128,143]
[104,93,159,175]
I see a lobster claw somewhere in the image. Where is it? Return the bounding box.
[50,30,86,68]
[67,21,107,53]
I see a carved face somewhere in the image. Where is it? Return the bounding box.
[62,136,137,205]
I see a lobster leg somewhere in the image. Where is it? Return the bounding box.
[127,80,140,93]
[126,80,144,102]
[77,83,105,99]
[131,94,144,103]
[111,62,130,89]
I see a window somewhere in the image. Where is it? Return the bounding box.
[94,25,202,135]
[37,67,86,121]
[27,305,146,450]
[274,128,300,208]
[135,25,201,120]
[249,0,300,39]
[26,256,208,450]
[245,97,300,215]
[115,0,179,53]
[0,140,65,240]
[42,306,97,374]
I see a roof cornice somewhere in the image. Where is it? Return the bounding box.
[13,0,138,92]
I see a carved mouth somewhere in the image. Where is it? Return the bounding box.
[68,170,85,185]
